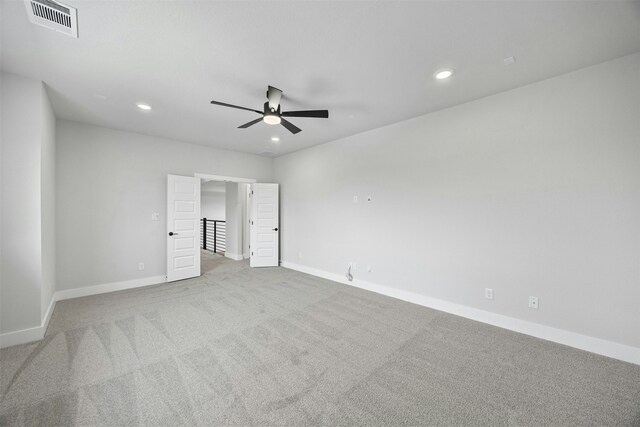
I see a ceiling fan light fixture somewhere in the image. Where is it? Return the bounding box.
[263,114,281,125]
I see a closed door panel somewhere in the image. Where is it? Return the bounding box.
[250,183,279,267]
[167,175,201,282]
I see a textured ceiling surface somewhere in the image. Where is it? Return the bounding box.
[2,0,640,156]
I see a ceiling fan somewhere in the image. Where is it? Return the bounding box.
[210,85,329,134]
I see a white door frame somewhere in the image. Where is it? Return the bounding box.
[195,173,257,261]
[194,173,257,184]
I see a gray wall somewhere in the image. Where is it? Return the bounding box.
[55,121,272,290]
[201,191,225,220]
[40,84,56,320]
[0,72,56,335]
[274,53,640,348]
[223,182,249,259]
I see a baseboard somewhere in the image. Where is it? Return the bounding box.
[225,252,243,261]
[280,261,640,366]
[55,275,167,301]
[42,294,56,334]
[0,324,45,349]
[0,275,167,349]
[0,294,57,349]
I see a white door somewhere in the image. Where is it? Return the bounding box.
[250,183,279,267]
[167,175,201,282]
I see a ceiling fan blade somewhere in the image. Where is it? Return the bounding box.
[281,110,329,118]
[267,85,282,110]
[280,117,302,134]
[210,100,262,114]
[238,117,264,129]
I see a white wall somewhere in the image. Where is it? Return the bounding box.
[56,121,272,291]
[224,182,241,259]
[201,191,225,220]
[40,84,56,321]
[274,53,640,350]
[0,72,55,337]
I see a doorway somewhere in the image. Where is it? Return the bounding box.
[167,173,276,282]
[195,173,255,274]
[200,179,226,273]
[200,180,226,255]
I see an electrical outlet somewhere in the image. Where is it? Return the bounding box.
[528,296,539,309]
[484,288,493,300]
[138,262,145,271]
[353,195,358,204]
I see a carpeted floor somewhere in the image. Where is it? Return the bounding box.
[1,251,639,426]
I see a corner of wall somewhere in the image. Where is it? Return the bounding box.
[40,83,57,325]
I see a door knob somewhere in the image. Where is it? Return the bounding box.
[169,232,178,236]
[273,227,278,231]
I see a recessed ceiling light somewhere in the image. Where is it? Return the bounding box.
[271,137,280,142]
[136,103,152,110]
[434,69,454,80]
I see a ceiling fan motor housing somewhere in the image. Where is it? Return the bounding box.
[264,102,280,115]
[263,102,281,125]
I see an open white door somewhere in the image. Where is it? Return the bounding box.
[167,175,201,282]
[250,183,279,267]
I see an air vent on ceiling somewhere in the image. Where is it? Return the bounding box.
[24,0,78,38]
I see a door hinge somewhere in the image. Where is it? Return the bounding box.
[251,251,253,256]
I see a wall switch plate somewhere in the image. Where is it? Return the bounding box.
[484,288,493,300]
[138,262,145,271]
[151,213,160,221]
[353,196,358,203]
[528,296,539,309]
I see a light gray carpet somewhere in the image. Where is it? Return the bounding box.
[1,251,639,426]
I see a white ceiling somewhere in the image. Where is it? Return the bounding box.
[2,1,640,157]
